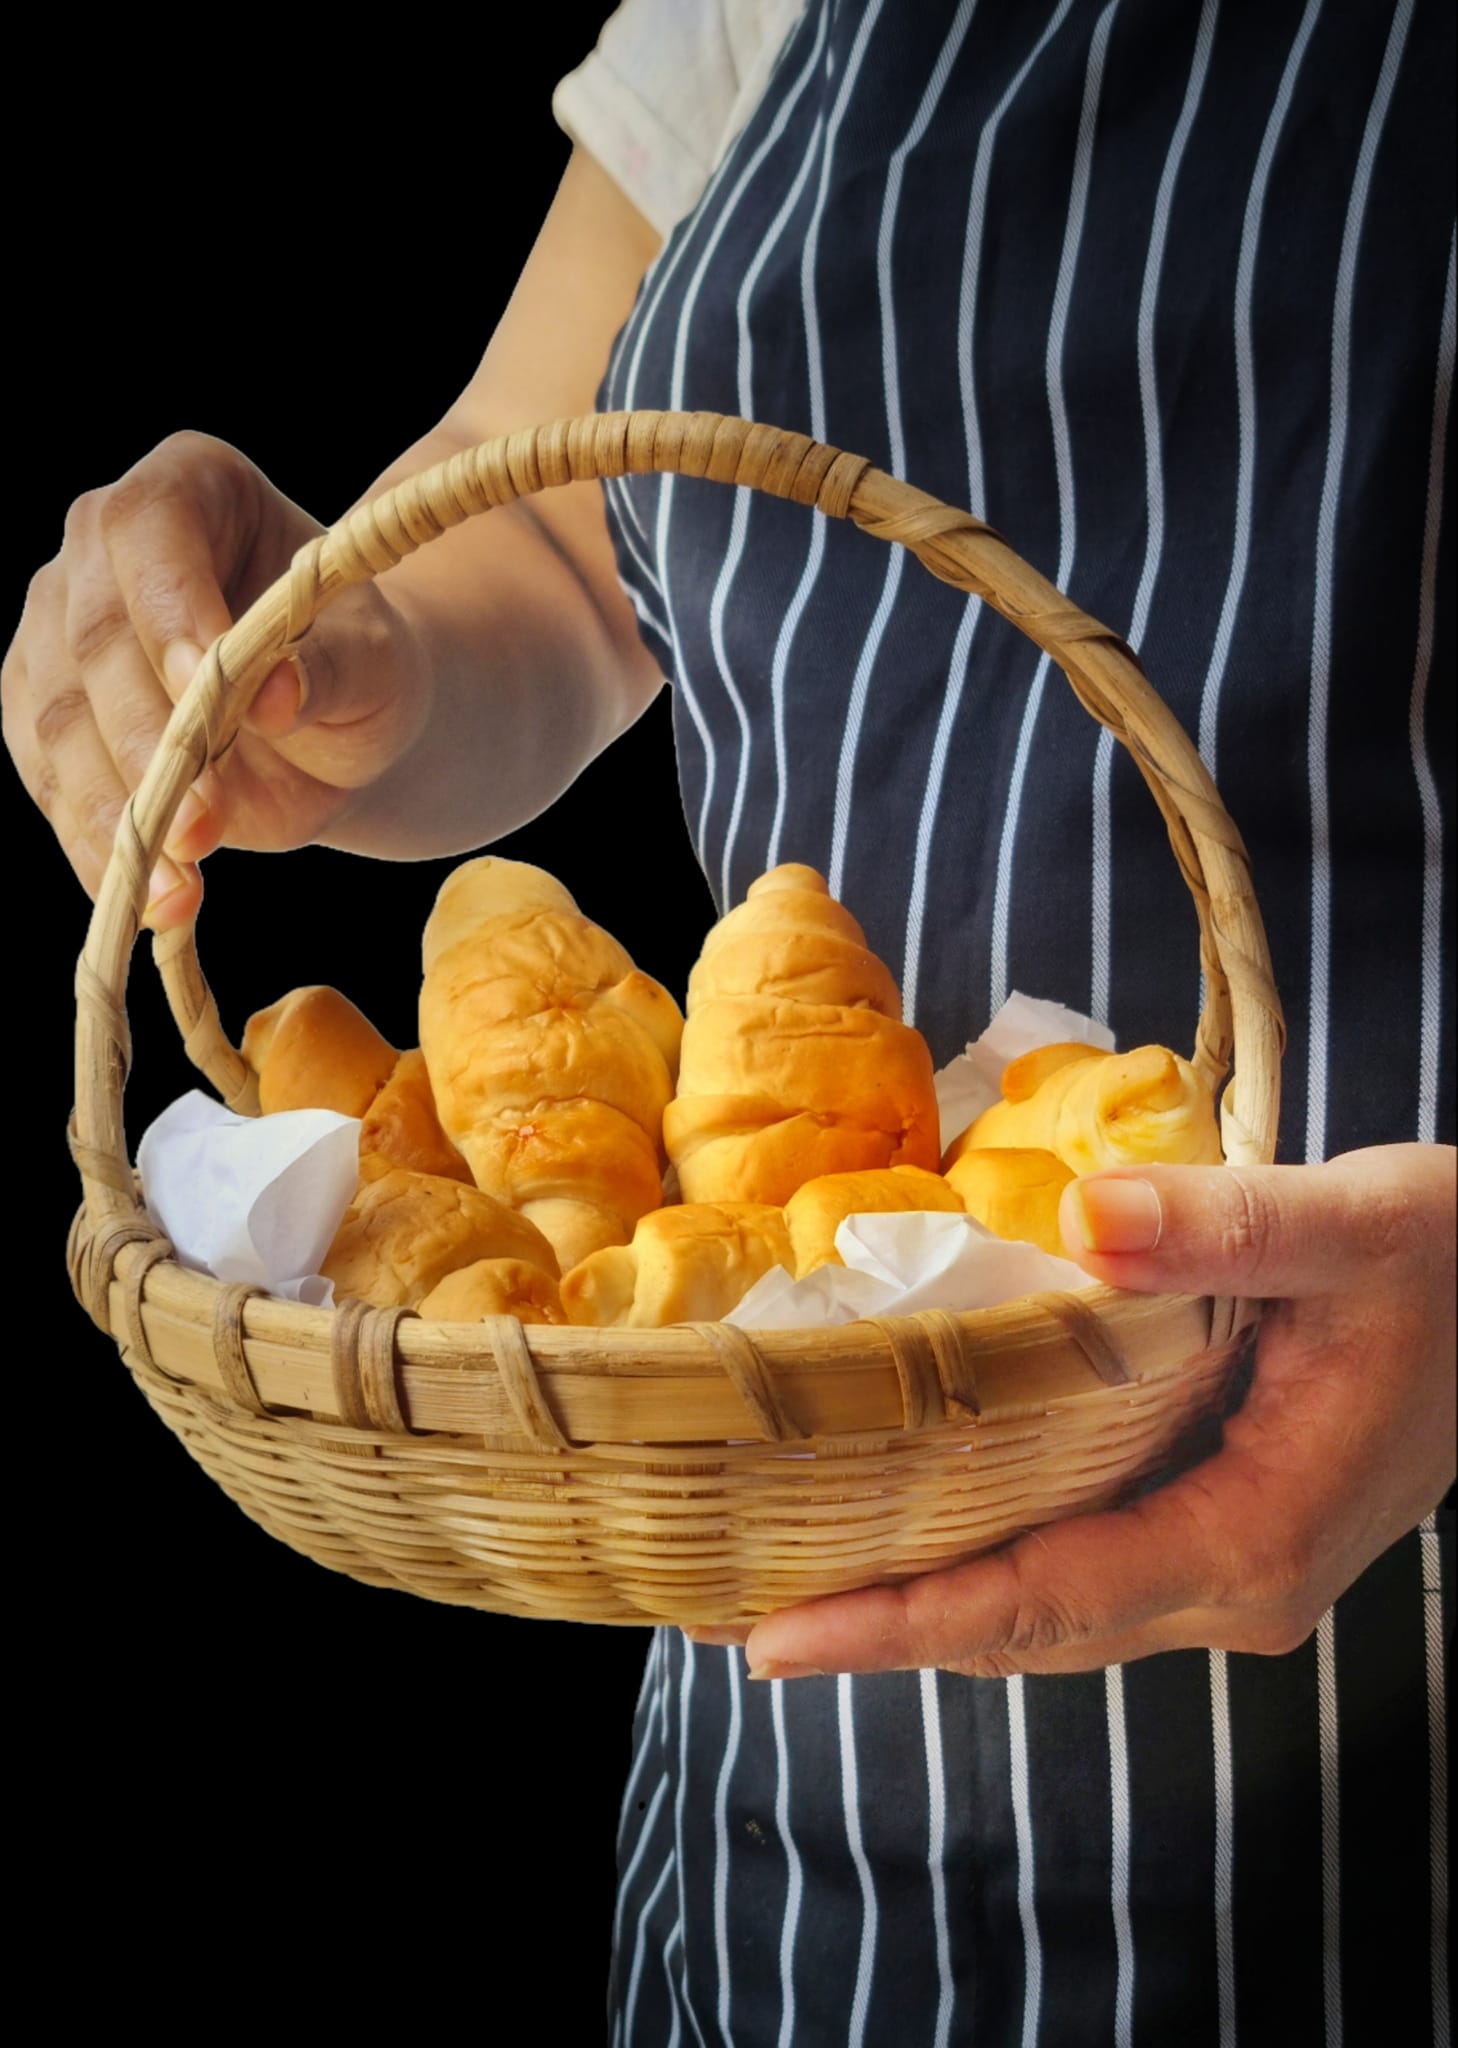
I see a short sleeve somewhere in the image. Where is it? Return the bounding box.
[553,0,806,239]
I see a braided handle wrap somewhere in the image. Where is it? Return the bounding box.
[72,410,1283,1234]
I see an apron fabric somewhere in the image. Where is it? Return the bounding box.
[596,2,1454,2040]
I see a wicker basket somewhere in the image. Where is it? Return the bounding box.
[67,410,1284,1627]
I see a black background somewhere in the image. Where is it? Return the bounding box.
[10,15,714,2029]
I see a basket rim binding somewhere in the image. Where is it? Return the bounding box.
[68,408,1284,1454]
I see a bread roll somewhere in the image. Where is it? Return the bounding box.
[321,1167,559,1310]
[242,986,398,1118]
[943,1147,1075,1257]
[416,1258,564,1325]
[358,1048,471,1184]
[419,857,684,1269]
[561,1202,792,1328]
[956,1043,1223,1174]
[783,1165,965,1274]
[665,866,940,1206]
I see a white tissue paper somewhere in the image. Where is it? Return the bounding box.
[932,989,1116,1146]
[726,991,1107,1330]
[136,1090,361,1306]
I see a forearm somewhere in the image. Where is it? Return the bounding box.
[312,146,665,860]
[317,418,658,859]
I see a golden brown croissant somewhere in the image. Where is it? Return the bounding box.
[357,1048,471,1184]
[664,866,940,1206]
[321,1167,559,1310]
[243,987,470,1181]
[242,986,399,1119]
[943,1147,1076,1257]
[419,858,684,1271]
[416,1257,564,1325]
[955,1043,1223,1175]
[560,1202,792,1328]
[782,1165,965,1274]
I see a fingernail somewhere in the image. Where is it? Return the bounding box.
[747,1661,826,1683]
[162,640,204,696]
[683,1627,750,1648]
[142,855,188,928]
[164,787,208,858]
[1066,1177,1163,1254]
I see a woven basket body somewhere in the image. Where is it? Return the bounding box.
[69,411,1283,1626]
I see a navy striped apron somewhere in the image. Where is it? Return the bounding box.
[597,3,1454,2041]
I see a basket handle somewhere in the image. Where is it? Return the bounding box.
[72,410,1284,1230]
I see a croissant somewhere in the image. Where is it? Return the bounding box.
[242,985,398,1119]
[242,987,470,1181]
[953,1042,1223,1175]
[783,1165,964,1274]
[664,865,940,1206]
[416,1257,565,1325]
[321,1167,559,1310]
[419,857,684,1271]
[943,1147,1075,1257]
[560,1202,792,1328]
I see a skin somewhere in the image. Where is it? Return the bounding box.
[1,149,664,924]
[5,144,1453,1678]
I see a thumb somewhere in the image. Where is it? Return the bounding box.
[234,578,428,788]
[1057,1150,1425,1299]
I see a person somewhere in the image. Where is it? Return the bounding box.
[5,2,1452,2040]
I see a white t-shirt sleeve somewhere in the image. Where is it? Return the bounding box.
[553,0,806,239]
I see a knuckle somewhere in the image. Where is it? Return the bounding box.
[22,757,61,820]
[994,1556,1090,1658]
[33,685,93,753]
[1219,1170,1287,1291]
[127,559,196,642]
[94,431,228,542]
[67,594,131,670]
[22,560,57,615]
[1234,1601,1318,1658]
[63,487,105,543]
[96,466,171,542]
[73,775,123,846]
[958,1651,1029,1680]
[158,426,228,467]
[1347,1174,1420,1271]
[111,720,164,787]
[1222,1505,1321,1622]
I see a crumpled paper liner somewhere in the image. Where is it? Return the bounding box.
[137,1090,360,1306]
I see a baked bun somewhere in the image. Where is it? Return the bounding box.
[321,1167,559,1310]
[783,1165,964,1274]
[560,1202,792,1328]
[943,1147,1075,1257]
[419,857,684,1269]
[664,866,940,1206]
[358,1048,471,1184]
[416,1258,564,1325]
[242,986,398,1118]
[955,1043,1223,1174]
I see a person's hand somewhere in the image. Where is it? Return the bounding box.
[717,1143,1456,1680]
[3,431,429,929]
